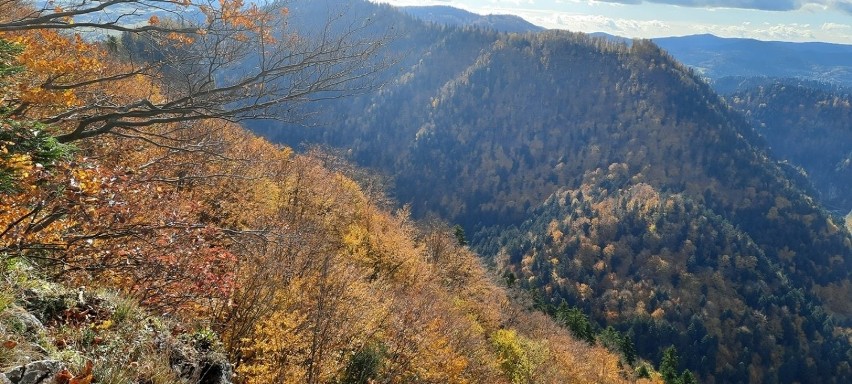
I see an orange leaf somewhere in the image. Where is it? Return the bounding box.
[56,369,73,384]
[70,360,93,384]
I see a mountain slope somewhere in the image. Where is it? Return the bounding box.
[246,2,852,382]
[485,169,849,383]
[727,80,852,215]
[391,35,852,382]
[0,3,644,382]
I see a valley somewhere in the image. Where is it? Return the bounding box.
[252,1,852,383]
[1,0,850,383]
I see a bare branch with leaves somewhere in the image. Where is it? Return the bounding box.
[1,0,391,146]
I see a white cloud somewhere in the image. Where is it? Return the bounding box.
[710,22,816,40]
[822,22,852,31]
[487,6,844,43]
[591,1,852,14]
[488,8,673,34]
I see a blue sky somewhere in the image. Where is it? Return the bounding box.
[373,0,852,44]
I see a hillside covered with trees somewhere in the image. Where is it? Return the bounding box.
[251,1,852,383]
[726,80,852,216]
[0,0,650,383]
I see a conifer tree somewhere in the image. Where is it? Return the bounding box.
[620,335,637,366]
[681,370,697,384]
[555,301,595,344]
[660,345,681,384]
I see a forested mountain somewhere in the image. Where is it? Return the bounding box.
[653,34,852,87]
[0,1,645,383]
[726,81,852,216]
[250,1,852,383]
[645,39,852,221]
[401,5,544,33]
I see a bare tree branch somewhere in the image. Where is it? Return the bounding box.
[2,0,391,146]
[0,0,206,33]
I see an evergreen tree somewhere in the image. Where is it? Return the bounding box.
[681,370,697,384]
[637,364,651,379]
[555,301,595,344]
[598,326,622,351]
[340,344,384,383]
[620,335,637,366]
[660,346,681,384]
[452,224,468,246]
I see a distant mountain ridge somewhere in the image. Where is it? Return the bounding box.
[654,34,852,87]
[400,5,544,33]
[403,5,852,87]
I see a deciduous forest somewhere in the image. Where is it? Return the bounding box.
[2,0,851,383]
[253,2,852,383]
[0,0,662,383]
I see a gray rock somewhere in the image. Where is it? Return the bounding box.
[5,305,45,339]
[2,367,22,383]
[0,372,11,384]
[196,352,233,384]
[168,343,233,384]
[2,360,64,384]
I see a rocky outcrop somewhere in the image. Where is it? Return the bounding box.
[1,360,64,384]
[167,334,233,384]
[1,272,234,384]
[5,306,44,337]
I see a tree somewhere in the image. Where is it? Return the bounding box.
[680,370,697,384]
[636,364,651,379]
[1,0,389,145]
[0,0,207,33]
[491,329,535,384]
[452,224,468,246]
[555,301,595,344]
[660,345,680,384]
[0,117,71,193]
[0,38,22,85]
[620,334,637,366]
[0,0,391,307]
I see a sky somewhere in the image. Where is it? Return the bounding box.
[372,0,852,44]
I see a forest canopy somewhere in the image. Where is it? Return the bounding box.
[0,1,654,383]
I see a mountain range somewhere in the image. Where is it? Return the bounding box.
[403,6,852,88]
[654,34,852,88]
[396,4,852,226]
[247,1,852,382]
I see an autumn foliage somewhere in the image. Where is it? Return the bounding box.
[0,4,649,383]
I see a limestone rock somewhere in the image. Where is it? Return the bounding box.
[2,360,64,384]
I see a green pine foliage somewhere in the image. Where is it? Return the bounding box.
[0,118,73,193]
[555,301,596,344]
[659,346,680,384]
[453,224,468,246]
[620,335,637,367]
[0,39,23,80]
[339,343,385,384]
[680,370,698,384]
